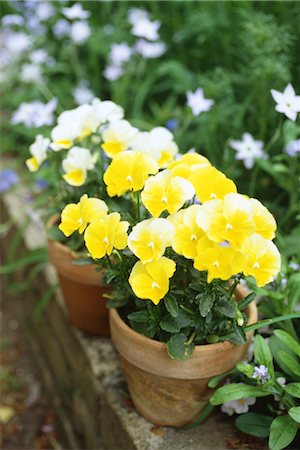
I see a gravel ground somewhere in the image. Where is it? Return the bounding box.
[0,291,63,450]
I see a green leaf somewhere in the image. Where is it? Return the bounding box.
[224,323,247,345]
[278,351,300,376]
[130,321,158,339]
[215,299,236,318]
[198,295,213,317]
[236,362,254,378]
[287,272,300,312]
[210,383,269,405]
[167,333,195,361]
[254,335,274,373]
[235,413,273,438]
[164,296,179,317]
[127,311,150,323]
[238,292,256,311]
[0,248,47,274]
[284,383,300,398]
[72,258,95,266]
[274,330,300,357]
[270,336,299,379]
[244,314,300,333]
[269,415,298,450]
[208,369,237,388]
[289,406,300,423]
[160,310,192,333]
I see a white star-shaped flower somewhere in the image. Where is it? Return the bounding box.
[229,133,266,169]
[186,88,214,116]
[271,83,300,122]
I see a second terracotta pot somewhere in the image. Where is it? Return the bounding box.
[48,238,110,336]
[110,301,258,427]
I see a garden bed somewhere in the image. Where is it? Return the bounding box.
[1,184,265,450]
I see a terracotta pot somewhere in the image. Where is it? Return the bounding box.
[47,219,110,336]
[110,300,258,427]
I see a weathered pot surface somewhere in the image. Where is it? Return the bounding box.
[47,216,110,336]
[110,299,258,427]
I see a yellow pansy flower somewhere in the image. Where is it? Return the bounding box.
[241,234,281,287]
[102,120,138,158]
[84,212,129,259]
[59,194,108,237]
[197,194,255,246]
[129,257,176,304]
[128,218,174,263]
[62,147,95,187]
[26,135,49,172]
[194,243,246,283]
[172,205,205,259]
[141,170,195,218]
[250,198,277,240]
[190,166,237,203]
[169,153,211,180]
[103,151,159,197]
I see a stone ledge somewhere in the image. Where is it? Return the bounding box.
[1,186,237,450]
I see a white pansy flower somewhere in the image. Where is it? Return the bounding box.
[91,98,124,124]
[53,19,71,38]
[103,64,124,81]
[221,397,256,416]
[26,135,50,172]
[102,120,138,158]
[11,98,57,128]
[229,133,266,169]
[109,43,132,66]
[73,81,94,105]
[131,127,178,167]
[271,83,300,122]
[128,8,149,25]
[135,40,166,58]
[30,49,54,65]
[187,88,214,116]
[131,18,160,41]
[284,139,300,157]
[21,64,43,83]
[62,3,90,20]
[62,147,95,186]
[70,21,91,45]
[4,31,32,55]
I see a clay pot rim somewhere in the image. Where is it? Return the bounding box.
[110,297,257,355]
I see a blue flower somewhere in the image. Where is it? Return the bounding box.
[0,169,19,192]
[252,365,271,384]
[166,118,179,131]
[35,179,49,190]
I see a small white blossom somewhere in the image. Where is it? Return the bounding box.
[271,84,300,122]
[229,133,266,169]
[289,262,300,271]
[4,31,32,55]
[221,397,256,416]
[62,3,90,20]
[70,21,91,45]
[2,14,24,27]
[53,19,71,38]
[73,81,94,105]
[11,98,57,128]
[21,64,43,83]
[109,43,132,66]
[104,64,124,81]
[276,377,286,386]
[30,49,54,65]
[252,365,271,384]
[128,8,149,25]
[36,1,55,20]
[284,139,300,157]
[186,88,214,116]
[132,18,160,41]
[135,40,166,58]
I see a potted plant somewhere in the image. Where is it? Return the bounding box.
[58,143,297,426]
[25,98,179,335]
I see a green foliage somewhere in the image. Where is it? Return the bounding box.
[235,413,273,438]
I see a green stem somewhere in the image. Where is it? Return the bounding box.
[244,313,300,333]
[186,331,196,346]
[106,255,113,269]
[179,304,195,316]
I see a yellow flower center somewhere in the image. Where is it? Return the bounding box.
[213,260,219,267]
[253,262,260,269]
[226,223,233,230]
[148,241,154,249]
[161,196,168,203]
[152,281,160,289]
[103,237,109,244]
[126,175,133,182]
[210,193,217,199]
[191,234,197,240]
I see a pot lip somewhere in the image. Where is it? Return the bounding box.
[110,297,257,354]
